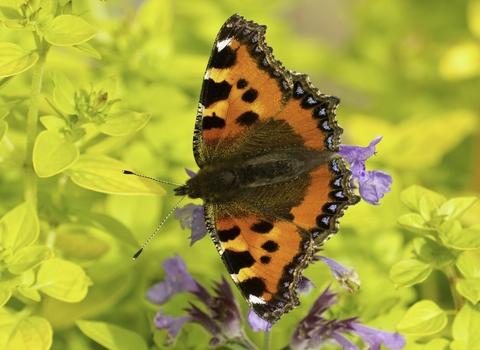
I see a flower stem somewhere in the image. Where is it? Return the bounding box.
[263,331,270,350]
[25,35,50,209]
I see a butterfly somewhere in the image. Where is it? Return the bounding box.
[174,14,360,324]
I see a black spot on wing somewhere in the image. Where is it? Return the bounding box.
[203,113,226,130]
[238,277,266,297]
[260,256,271,264]
[222,250,255,274]
[210,45,237,69]
[218,226,241,242]
[251,221,274,233]
[202,79,232,108]
[242,88,258,103]
[236,111,259,126]
[237,78,248,89]
[261,240,279,253]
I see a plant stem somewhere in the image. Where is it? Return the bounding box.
[25,36,49,209]
[445,265,464,311]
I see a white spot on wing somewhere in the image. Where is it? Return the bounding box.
[230,274,239,283]
[249,294,266,305]
[216,37,233,52]
[204,68,211,80]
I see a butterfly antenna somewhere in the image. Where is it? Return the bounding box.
[132,194,186,260]
[123,170,183,187]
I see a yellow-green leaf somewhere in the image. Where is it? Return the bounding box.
[36,259,92,302]
[50,70,76,115]
[44,15,98,46]
[390,259,432,288]
[99,111,151,136]
[0,310,52,350]
[0,42,39,77]
[0,202,39,252]
[8,246,54,274]
[451,302,480,349]
[397,300,447,336]
[64,154,165,195]
[33,130,79,177]
[456,278,480,304]
[76,320,148,350]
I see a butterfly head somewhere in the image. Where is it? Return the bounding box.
[174,165,239,201]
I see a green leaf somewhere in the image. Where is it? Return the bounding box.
[424,338,450,350]
[397,300,447,336]
[39,115,67,132]
[74,42,102,59]
[397,213,434,234]
[419,194,439,222]
[0,42,39,77]
[456,251,480,278]
[84,213,139,248]
[400,185,447,213]
[0,0,21,21]
[44,15,98,46]
[55,224,110,260]
[0,202,39,252]
[0,288,12,307]
[64,154,166,195]
[50,70,77,115]
[439,197,478,220]
[390,258,432,288]
[94,75,118,98]
[33,130,79,177]
[98,111,151,136]
[440,222,480,250]
[413,238,454,267]
[456,278,480,304]
[36,259,92,302]
[451,302,480,350]
[7,246,54,274]
[18,285,41,302]
[0,310,52,350]
[0,120,7,141]
[76,320,148,350]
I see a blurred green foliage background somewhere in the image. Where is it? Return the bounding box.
[0,0,479,348]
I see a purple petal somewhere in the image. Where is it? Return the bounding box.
[339,136,382,164]
[186,303,222,336]
[153,309,191,345]
[318,256,360,292]
[185,168,197,178]
[351,324,406,350]
[210,277,244,337]
[246,309,273,332]
[297,277,316,296]
[146,255,200,304]
[174,204,208,245]
[358,170,392,205]
[331,332,360,350]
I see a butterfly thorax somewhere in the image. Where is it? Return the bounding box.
[174,149,336,203]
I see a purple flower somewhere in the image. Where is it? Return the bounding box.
[290,287,405,350]
[146,254,202,304]
[147,255,247,346]
[153,310,191,345]
[351,324,406,350]
[246,309,273,332]
[174,203,208,245]
[339,136,392,205]
[318,256,360,292]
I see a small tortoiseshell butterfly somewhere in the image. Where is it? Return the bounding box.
[174,14,360,323]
